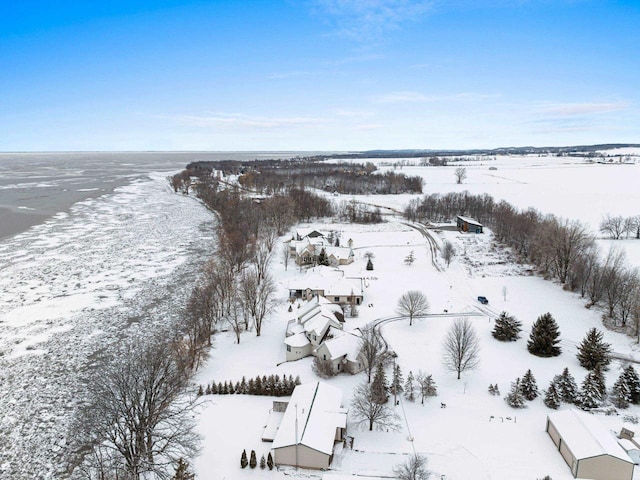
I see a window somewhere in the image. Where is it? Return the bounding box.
[337,363,341,370]
[323,354,326,360]
[287,345,291,352]
[334,296,340,302]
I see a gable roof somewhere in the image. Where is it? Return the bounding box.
[317,329,362,362]
[548,409,634,463]
[272,382,346,455]
[457,215,483,227]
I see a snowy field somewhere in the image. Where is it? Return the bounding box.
[0,172,216,478]
[193,219,640,480]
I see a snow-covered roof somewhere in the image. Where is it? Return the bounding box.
[325,246,353,260]
[618,438,640,452]
[285,332,310,348]
[296,228,325,239]
[319,329,362,362]
[548,409,634,463]
[457,215,483,227]
[325,277,362,297]
[304,312,341,338]
[288,267,343,291]
[272,382,346,455]
[262,411,285,442]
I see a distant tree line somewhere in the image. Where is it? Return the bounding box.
[404,192,640,337]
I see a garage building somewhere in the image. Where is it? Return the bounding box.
[546,409,634,480]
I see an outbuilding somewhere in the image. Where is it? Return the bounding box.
[456,215,483,233]
[546,409,634,480]
[271,382,347,470]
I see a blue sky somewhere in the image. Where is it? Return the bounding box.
[1,0,638,151]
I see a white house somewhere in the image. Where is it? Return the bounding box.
[313,329,365,375]
[271,382,347,470]
[288,267,363,306]
[546,409,635,480]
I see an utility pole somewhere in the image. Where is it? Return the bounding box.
[294,403,298,470]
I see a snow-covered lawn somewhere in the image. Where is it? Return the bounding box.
[194,220,640,480]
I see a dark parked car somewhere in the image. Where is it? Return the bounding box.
[477,296,489,305]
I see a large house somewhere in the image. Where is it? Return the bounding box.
[288,268,363,306]
[546,409,635,480]
[288,230,354,267]
[313,329,364,375]
[284,297,344,362]
[456,215,484,234]
[269,382,347,470]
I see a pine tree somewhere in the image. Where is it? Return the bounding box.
[240,376,248,394]
[491,311,523,342]
[577,328,612,370]
[543,381,561,409]
[172,458,195,480]
[250,450,257,469]
[521,369,539,401]
[371,362,388,404]
[580,369,606,409]
[592,364,607,398]
[267,452,274,470]
[622,365,640,404]
[505,377,526,408]
[555,368,578,404]
[611,374,632,409]
[318,247,330,266]
[260,454,266,469]
[404,371,416,402]
[390,364,404,399]
[527,312,562,357]
[488,384,496,395]
[240,449,248,468]
[197,385,204,396]
[366,258,374,270]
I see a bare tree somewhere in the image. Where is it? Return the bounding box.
[393,454,432,480]
[226,300,244,344]
[441,241,456,267]
[351,381,400,431]
[359,325,388,383]
[281,242,291,271]
[600,214,626,239]
[396,290,430,326]
[252,241,272,284]
[72,337,199,479]
[442,318,480,379]
[404,250,416,266]
[454,167,467,184]
[239,269,276,336]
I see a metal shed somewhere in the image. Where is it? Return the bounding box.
[546,409,634,480]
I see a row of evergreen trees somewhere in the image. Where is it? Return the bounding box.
[371,363,438,405]
[492,312,613,368]
[502,365,640,410]
[240,449,273,470]
[198,374,301,397]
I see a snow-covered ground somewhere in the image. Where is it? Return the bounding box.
[193,218,640,480]
[0,172,216,479]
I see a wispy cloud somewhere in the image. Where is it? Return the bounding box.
[373,90,499,104]
[312,0,435,40]
[537,102,629,117]
[158,113,331,130]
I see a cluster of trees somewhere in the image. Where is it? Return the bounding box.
[70,335,200,479]
[240,449,273,470]
[336,199,383,223]
[235,160,423,195]
[505,369,539,408]
[600,214,640,240]
[199,374,301,397]
[403,192,640,336]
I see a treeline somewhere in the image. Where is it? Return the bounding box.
[405,192,640,334]
[198,374,301,397]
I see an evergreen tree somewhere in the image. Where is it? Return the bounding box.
[577,328,612,370]
[491,311,523,342]
[611,375,632,409]
[172,458,195,480]
[371,362,388,404]
[543,382,561,409]
[260,454,266,469]
[240,376,248,394]
[318,247,330,266]
[527,313,562,357]
[217,382,223,394]
[241,449,248,468]
[505,377,526,408]
[621,365,640,404]
[267,452,274,470]
[205,384,211,395]
[250,450,257,469]
[197,385,204,396]
[554,368,578,404]
[592,364,607,398]
[488,384,496,395]
[404,371,416,402]
[580,368,606,409]
[390,364,404,400]
[366,258,374,270]
[521,369,539,401]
